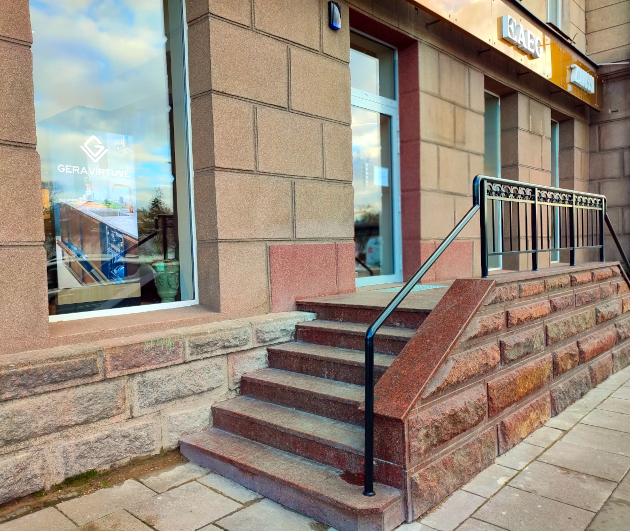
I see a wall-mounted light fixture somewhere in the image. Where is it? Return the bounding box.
[328,1,341,31]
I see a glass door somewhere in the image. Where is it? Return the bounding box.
[350,32,402,286]
[484,91,502,270]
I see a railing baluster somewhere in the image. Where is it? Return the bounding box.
[480,182,488,278]
[570,194,576,266]
[600,201,605,262]
[532,187,539,271]
[509,201,513,252]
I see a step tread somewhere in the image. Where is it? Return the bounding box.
[296,320,415,339]
[214,396,364,453]
[242,368,364,404]
[180,428,402,513]
[268,342,395,368]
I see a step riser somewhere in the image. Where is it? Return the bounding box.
[296,303,427,329]
[181,439,405,531]
[241,377,364,426]
[213,409,364,475]
[268,350,388,386]
[295,327,407,356]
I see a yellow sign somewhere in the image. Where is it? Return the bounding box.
[405,0,603,110]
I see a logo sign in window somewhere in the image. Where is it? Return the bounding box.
[80,135,109,163]
[570,64,595,94]
[500,15,543,59]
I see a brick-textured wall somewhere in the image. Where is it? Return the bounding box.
[186,0,354,316]
[0,2,49,353]
[0,311,314,505]
[586,0,630,62]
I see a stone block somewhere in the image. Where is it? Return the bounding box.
[498,394,551,453]
[623,296,630,313]
[321,0,349,61]
[438,53,469,106]
[592,267,614,282]
[596,299,621,324]
[408,386,486,461]
[0,448,46,505]
[438,145,469,194]
[212,95,255,170]
[76,510,152,531]
[601,179,630,207]
[613,344,630,372]
[215,172,293,239]
[550,369,592,415]
[103,334,184,378]
[420,191,454,239]
[546,308,596,345]
[618,281,630,295]
[571,271,592,286]
[519,280,544,298]
[469,69,485,113]
[420,93,455,145]
[418,42,439,95]
[228,347,267,389]
[550,293,574,312]
[249,311,316,345]
[186,0,252,25]
[499,326,545,364]
[52,418,160,482]
[423,343,501,398]
[420,142,438,189]
[507,301,551,327]
[409,429,496,519]
[0,345,102,402]
[462,311,505,342]
[578,327,617,363]
[324,122,352,181]
[487,355,552,416]
[600,282,616,299]
[455,108,484,154]
[553,343,580,377]
[209,18,288,106]
[575,286,600,307]
[0,380,126,448]
[0,2,32,43]
[254,0,319,49]
[130,358,227,415]
[187,19,211,97]
[294,180,354,239]
[184,321,252,361]
[545,275,571,291]
[599,114,630,151]
[290,47,351,122]
[257,106,323,177]
[589,150,623,180]
[590,350,614,388]
[484,284,518,305]
[161,400,213,450]
[616,317,630,342]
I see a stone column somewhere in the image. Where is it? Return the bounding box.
[0,2,49,354]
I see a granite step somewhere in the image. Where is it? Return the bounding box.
[295,320,414,356]
[180,429,405,531]
[241,368,365,426]
[212,396,365,474]
[267,342,394,386]
[296,300,430,329]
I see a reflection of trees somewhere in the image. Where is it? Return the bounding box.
[43,182,65,259]
[355,204,380,224]
[136,187,172,257]
[354,204,380,256]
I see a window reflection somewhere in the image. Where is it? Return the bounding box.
[32,0,194,316]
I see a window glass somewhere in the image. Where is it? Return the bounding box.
[547,0,562,29]
[350,33,396,100]
[31,0,195,317]
[484,92,502,270]
[551,120,560,262]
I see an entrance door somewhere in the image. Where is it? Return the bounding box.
[350,32,402,286]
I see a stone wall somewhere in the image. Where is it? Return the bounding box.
[372,263,630,521]
[586,0,630,62]
[0,311,315,505]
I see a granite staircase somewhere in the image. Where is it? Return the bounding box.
[180,298,432,531]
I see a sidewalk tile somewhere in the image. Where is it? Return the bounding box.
[461,464,517,498]
[198,474,261,503]
[611,387,630,400]
[198,526,223,530]
[0,508,75,531]
[140,463,208,493]
[394,523,437,530]
[216,499,325,531]
[420,490,485,531]
[473,486,594,531]
[581,409,630,434]
[538,440,630,482]
[546,410,584,430]
[510,461,616,512]
[57,480,155,525]
[76,510,151,530]
[597,398,630,416]
[495,443,544,471]
[456,519,507,531]
[611,471,630,502]
[523,426,564,448]
[128,481,240,531]
[585,498,630,530]
[562,423,630,456]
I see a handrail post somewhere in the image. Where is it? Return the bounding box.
[480,179,488,278]
[599,199,605,262]
[363,334,375,497]
[531,187,539,271]
[570,194,576,266]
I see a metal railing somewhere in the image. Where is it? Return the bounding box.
[362,175,630,496]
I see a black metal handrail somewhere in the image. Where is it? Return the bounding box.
[362,175,630,496]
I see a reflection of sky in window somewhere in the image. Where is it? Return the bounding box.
[30,0,173,210]
[352,106,384,220]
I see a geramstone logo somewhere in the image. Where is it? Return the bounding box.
[80,135,109,163]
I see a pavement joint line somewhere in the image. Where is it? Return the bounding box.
[195,478,264,508]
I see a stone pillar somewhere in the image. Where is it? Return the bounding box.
[0,2,49,354]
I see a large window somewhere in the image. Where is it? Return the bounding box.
[31,0,196,319]
[484,92,502,270]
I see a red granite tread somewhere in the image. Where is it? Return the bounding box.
[213,396,365,473]
[180,428,402,513]
[296,320,415,340]
[269,342,394,368]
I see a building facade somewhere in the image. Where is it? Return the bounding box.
[0,0,629,520]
